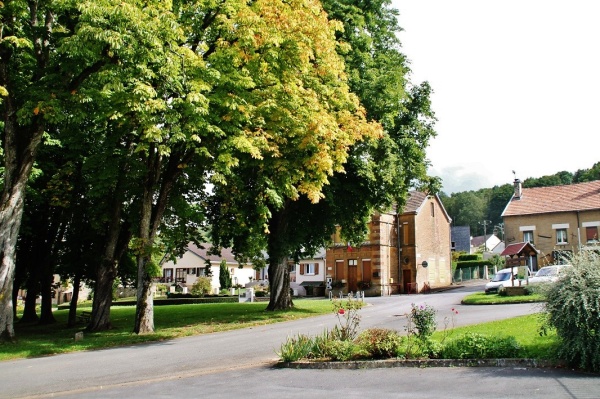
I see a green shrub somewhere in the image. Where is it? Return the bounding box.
[407,303,437,341]
[441,333,521,359]
[355,328,402,359]
[190,277,212,296]
[277,334,314,362]
[323,339,358,361]
[307,330,331,359]
[457,254,480,261]
[167,292,200,298]
[330,294,363,341]
[541,252,600,372]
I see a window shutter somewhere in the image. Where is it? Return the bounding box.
[586,226,598,241]
[315,264,319,274]
[300,264,304,275]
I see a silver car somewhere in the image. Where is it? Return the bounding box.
[528,264,572,285]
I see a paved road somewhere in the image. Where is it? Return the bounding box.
[1,282,598,399]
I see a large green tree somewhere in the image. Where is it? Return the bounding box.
[0,0,103,340]
[208,0,439,310]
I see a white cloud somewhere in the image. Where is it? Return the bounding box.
[394,0,600,193]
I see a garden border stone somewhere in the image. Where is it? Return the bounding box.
[275,358,565,370]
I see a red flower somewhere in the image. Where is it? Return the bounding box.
[338,309,345,315]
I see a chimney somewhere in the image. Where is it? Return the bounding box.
[513,178,522,199]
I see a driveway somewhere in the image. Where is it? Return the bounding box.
[1,282,598,399]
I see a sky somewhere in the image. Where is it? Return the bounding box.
[391,0,600,194]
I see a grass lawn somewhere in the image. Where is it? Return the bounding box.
[2,298,559,363]
[432,313,559,359]
[461,292,545,305]
[1,299,333,362]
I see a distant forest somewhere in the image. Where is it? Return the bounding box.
[439,162,600,238]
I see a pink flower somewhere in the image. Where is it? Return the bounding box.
[338,309,345,315]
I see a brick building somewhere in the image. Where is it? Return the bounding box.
[326,191,452,295]
[502,179,600,268]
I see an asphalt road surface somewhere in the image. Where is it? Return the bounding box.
[1,282,598,399]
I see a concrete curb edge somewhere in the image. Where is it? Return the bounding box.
[275,358,565,370]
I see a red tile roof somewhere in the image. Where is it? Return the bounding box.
[501,242,539,256]
[502,180,600,217]
[404,191,428,213]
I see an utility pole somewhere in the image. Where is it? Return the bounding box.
[479,220,492,251]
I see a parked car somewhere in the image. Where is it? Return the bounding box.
[528,264,572,285]
[484,267,532,294]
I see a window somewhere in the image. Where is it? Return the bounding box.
[402,223,409,245]
[523,231,534,244]
[430,203,435,217]
[176,268,187,282]
[300,263,318,275]
[163,269,173,283]
[335,260,345,280]
[348,259,357,267]
[556,229,568,245]
[586,226,599,243]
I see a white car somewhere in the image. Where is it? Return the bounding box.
[528,264,572,285]
[484,267,532,294]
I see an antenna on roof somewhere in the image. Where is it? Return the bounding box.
[512,170,516,179]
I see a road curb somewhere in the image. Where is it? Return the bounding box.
[275,358,565,370]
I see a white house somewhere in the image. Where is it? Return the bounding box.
[160,243,255,293]
[290,248,326,296]
[471,234,502,254]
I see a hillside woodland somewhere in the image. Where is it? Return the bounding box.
[440,162,600,237]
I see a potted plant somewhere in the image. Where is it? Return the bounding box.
[357,280,371,290]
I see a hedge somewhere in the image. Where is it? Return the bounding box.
[457,254,480,261]
[455,260,493,269]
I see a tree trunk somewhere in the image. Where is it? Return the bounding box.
[19,273,40,323]
[133,179,155,334]
[67,274,81,327]
[87,197,125,331]
[0,0,52,342]
[38,272,56,325]
[266,257,293,310]
[12,250,27,321]
[134,265,154,334]
[266,204,293,311]
[0,119,44,340]
[88,258,116,331]
[134,147,192,334]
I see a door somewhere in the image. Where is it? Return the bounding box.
[403,269,412,293]
[348,263,357,292]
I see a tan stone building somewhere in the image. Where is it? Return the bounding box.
[326,191,452,296]
[502,179,600,268]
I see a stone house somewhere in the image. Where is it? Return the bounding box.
[325,191,452,295]
[501,179,600,268]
